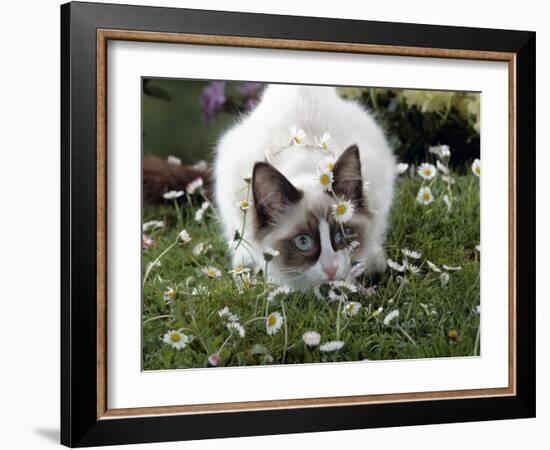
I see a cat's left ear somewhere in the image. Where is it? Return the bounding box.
[333,144,365,209]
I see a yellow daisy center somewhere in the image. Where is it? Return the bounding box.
[422,192,431,201]
[321,143,328,150]
[293,136,301,144]
[336,204,347,216]
[447,330,458,338]
[423,168,431,176]
[167,290,176,299]
[240,201,249,208]
[475,166,480,175]
[327,162,335,170]
[234,267,243,274]
[268,315,277,327]
[208,270,216,277]
[170,333,181,342]
[319,173,330,186]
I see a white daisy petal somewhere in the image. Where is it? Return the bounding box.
[162,330,189,350]
[319,340,344,352]
[162,190,184,200]
[383,309,400,326]
[416,186,434,205]
[302,331,321,347]
[472,158,481,177]
[417,163,437,180]
[401,248,422,259]
[396,162,409,175]
[202,266,222,279]
[266,311,283,335]
[186,177,204,194]
[332,199,355,223]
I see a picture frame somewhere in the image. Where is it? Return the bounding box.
[60,1,536,447]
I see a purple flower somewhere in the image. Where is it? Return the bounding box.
[237,82,262,96]
[199,81,226,122]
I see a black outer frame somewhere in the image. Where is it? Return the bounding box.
[60,1,536,447]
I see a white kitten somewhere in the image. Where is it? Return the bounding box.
[214,85,395,290]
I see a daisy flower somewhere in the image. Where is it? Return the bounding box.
[319,340,344,352]
[372,306,384,317]
[442,264,462,271]
[387,258,405,272]
[217,306,239,323]
[229,266,251,276]
[343,301,361,318]
[267,286,291,303]
[163,287,177,304]
[162,190,184,200]
[440,272,450,287]
[166,155,181,166]
[178,229,192,243]
[207,353,221,367]
[302,331,321,347]
[404,261,421,274]
[332,199,355,223]
[402,248,422,259]
[315,131,331,151]
[416,186,434,205]
[238,200,251,211]
[330,280,358,294]
[383,309,400,326]
[289,126,307,146]
[266,311,283,335]
[317,169,334,191]
[186,177,204,194]
[263,247,280,262]
[162,330,189,350]
[472,158,481,177]
[226,321,245,338]
[426,260,441,273]
[428,144,451,160]
[202,266,222,279]
[396,162,409,175]
[142,219,165,232]
[417,163,437,180]
[319,155,337,172]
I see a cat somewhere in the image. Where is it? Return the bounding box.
[213,84,396,290]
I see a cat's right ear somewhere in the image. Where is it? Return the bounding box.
[252,162,302,228]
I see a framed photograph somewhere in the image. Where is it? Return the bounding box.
[61,1,536,447]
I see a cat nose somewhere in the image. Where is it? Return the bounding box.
[323,265,338,280]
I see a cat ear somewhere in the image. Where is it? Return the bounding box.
[332,144,365,209]
[252,162,302,228]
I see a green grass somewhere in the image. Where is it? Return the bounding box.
[142,169,480,370]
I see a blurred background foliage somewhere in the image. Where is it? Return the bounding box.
[143,79,480,168]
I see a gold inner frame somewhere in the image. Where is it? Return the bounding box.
[96,29,517,420]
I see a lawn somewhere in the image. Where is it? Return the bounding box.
[142,163,480,370]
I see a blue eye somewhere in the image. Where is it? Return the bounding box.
[294,234,313,251]
[335,230,345,245]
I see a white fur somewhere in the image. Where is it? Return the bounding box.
[213,85,396,288]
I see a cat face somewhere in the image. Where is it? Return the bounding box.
[252,145,369,290]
